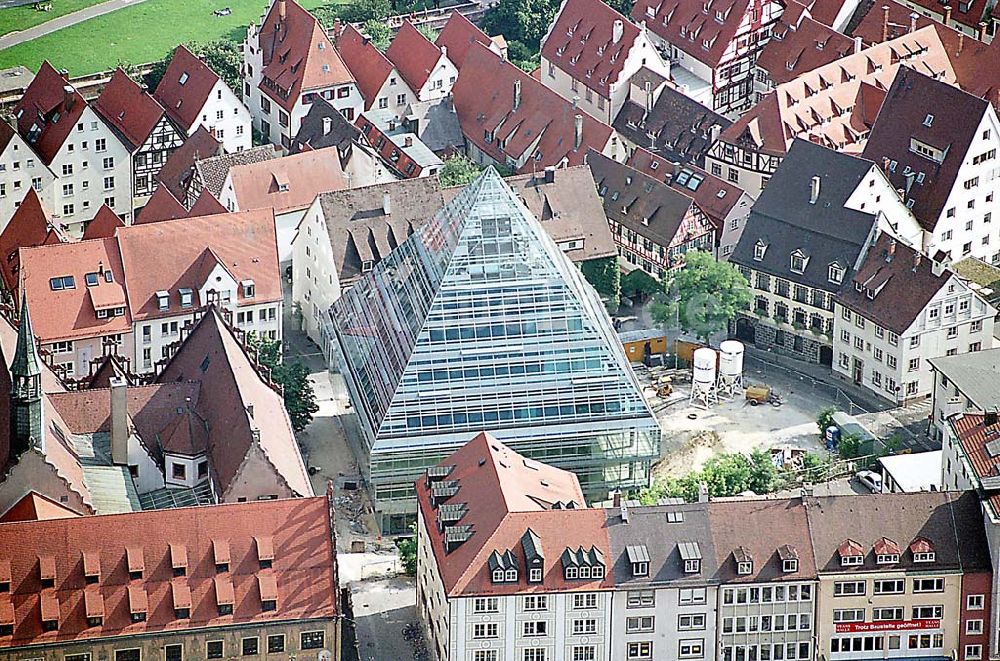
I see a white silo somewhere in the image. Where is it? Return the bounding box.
[690,347,719,408]
[717,340,745,398]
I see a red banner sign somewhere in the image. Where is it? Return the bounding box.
[835,620,941,633]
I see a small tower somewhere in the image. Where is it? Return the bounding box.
[10,295,43,457]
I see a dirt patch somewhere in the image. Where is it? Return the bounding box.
[652,430,724,481]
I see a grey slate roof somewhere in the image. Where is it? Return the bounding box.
[612,84,731,166]
[195,145,281,196]
[928,347,1000,411]
[730,139,878,291]
[404,97,464,154]
[292,96,363,153]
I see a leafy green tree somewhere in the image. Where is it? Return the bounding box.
[191,40,243,92]
[248,334,320,433]
[638,449,779,503]
[507,40,541,73]
[396,527,418,574]
[816,406,837,436]
[651,250,752,342]
[747,448,778,494]
[417,23,439,41]
[439,153,483,186]
[621,268,661,301]
[580,257,621,309]
[315,0,390,26]
[363,19,393,52]
[482,0,560,49]
[838,433,863,460]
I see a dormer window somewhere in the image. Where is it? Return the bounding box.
[910,537,935,562]
[753,241,767,261]
[489,549,519,583]
[838,539,864,566]
[923,114,934,127]
[241,280,255,298]
[126,546,144,580]
[914,552,935,562]
[783,558,798,572]
[873,537,901,565]
[179,288,193,308]
[492,569,504,582]
[529,568,542,582]
[828,262,844,284]
[679,542,702,573]
[876,554,899,564]
[128,585,148,622]
[737,561,752,575]
[790,250,808,274]
[566,565,578,579]
[156,290,169,311]
[627,544,650,577]
[505,568,517,581]
[685,559,701,573]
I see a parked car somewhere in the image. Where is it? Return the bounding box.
[856,470,882,493]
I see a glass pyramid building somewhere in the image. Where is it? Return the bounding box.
[323,168,660,533]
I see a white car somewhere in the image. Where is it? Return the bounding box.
[856,470,882,493]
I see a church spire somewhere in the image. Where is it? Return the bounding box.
[10,293,43,456]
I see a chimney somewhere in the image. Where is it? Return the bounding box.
[513,79,522,112]
[613,19,624,43]
[404,135,413,147]
[932,255,946,276]
[440,45,448,59]
[544,166,556,184]
[809,175,821,204]
[58,68,69,79]
[957,31,965,54]
[944,5,952,25]
[979,21,987,41]
[698,482,709,503]
[882,5,890,42]
[854,35,863,53]
[63,85,75,111]
[382,192,392,215]
[574,114,583,150]
[882,156,890,173]
[322,116,332,135]
[644,80,653,113]
[912,251,922,271]
[909,12,918,32]
[333,18,342,41]
[572,95,579,109]
[110,377,129,466]
[612,490,622,508]
[888,238,897,260]
[278,0,286,21]
[709,123,721,143]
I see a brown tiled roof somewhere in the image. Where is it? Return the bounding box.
[861,67,986,232]
[257,0,354,112]
[154,45,222,132]
[626,146,747,226]
[804,490,992,572]
[386,20,445,92]
[0,188,67,292]
[13,62,88,166]
[790,0,855,26]
[0,491,81,522]
[946,32,1000,113]
[157,126,223,204]
[452,43,613,174]
[18,238,131,342]
[92,69,169,152]
[435,11,494,69]
[195,145,280,197]
[0,496,337,646]
[189,189,228,217]
[541,0,644,98]
[156,309,311,498]
[757,4,856,85]
[416,433,612,597]
[633,0,753,68]
[950,412,1000,517]
[226,146,348,214]
[137,185,189,224]
[836,232,951,334]
[81,205,124,240]
[337,24,395,110]
[708,498,818,582]
[116,209,281,322]
[851,0,943,44]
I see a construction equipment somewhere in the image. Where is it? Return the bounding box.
[745,385,771,406]
[656,375,673,398]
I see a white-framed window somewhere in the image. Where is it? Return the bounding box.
[834,609,865,622]
[834,580,865,596]
[572,647,595,661]
[678,613,706,630]
[572,619,596,635]
[628,590,655,608]
[678,588,705,605]
[967,619,984,635]
[913,578,944,593]
[573,593,597,609]
[474,652,499,661]
[966,645,983,660]
[627,642,653,660]
[524,595,547,611]
[968,594,985,610]
[873,607,904,621]
[473,623,499,639]
[627,615,654,633]
[523,621,548,637]
[874,578,904,594]
[473,597,498,613]
[679,639,704,659]
[522,649,546,661]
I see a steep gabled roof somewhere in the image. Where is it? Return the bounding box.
[386,20,446,92]
[435,11,495,69]
[81,205,124,240]
[226,146,348,214]
[0,188,67,292]
[452,43,613,173]
[153,45,223,131]
[542,0,645,98]
[756,5,856,85]
[195,145,281,196]
[13,62,88,165]
[292,95,363,153]
[157,126,224,204]
[156,308,312,498]
[336,24,395,110]
[137,184,189,223]
[189,188,228,216]
[92,68,170,152]
[256,0,354,111]
[861,66,988,232]
[0,491,81,523]
[633,0,754,68]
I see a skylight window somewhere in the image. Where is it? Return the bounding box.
[179,72,189,85]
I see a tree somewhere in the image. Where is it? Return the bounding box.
[621,269,661,302]
[638,449,778,503]
[315,0,390,26]
[652,250,752,342]
[363,19,393,52]
[439,153,483,186]
[417,23,439,41]
[506,40,541,73]
[396,525,418,574]
[816,406,837,436]
[482,0,560,49]
[838,433,863,460]
[191,40,243,92]
[580,256,621,309]
[247,334,320,433]
[747,448,778,494]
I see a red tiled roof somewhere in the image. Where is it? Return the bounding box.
[92,69,169,151]
[157,127,224,204]
[337,24,395,110]
[873,536,901,555]
[189,188,228,217]
[116,209,280,322]
[81,205,124,240]
[633,0,754,68]
[157,309,311,498]
[452,43,613,174]
[945,29,1000,113]
[416,433,612,597]
[541,0,643,98]
[154,45,222,132]
[386,21,445,92]
[13,62,88,165]
[436,11,493,69]
[18,238,132,343]
[0,496,337,646]
[226,146,348,214]
[0,492,81,523]
[137,184,189,224]
[909,536,934,554]
[789,0,855,26]
[257,0,354,112]
[838,538,864,557]
[950,412,1000,516]
[756,5,855,85]
[0,188,67,292]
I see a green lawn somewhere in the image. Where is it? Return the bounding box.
[0,0,110,36]
[0,0,336,75]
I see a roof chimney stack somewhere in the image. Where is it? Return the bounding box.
[644,81,653,113]
[854,35,863,53]
[809,175,821,204]
[574,114,583,150]
[979,21,987,40]
[382,191,392,215]
[63,85,75,111]
[404,135,413,147]
[888,238,896,260]
[881,5,890,42]
[544,166,556,184]
[110,376,129,466]
[908,11,918,32]
[957,31,965,54]
[613,19,624,43]
[278,0,286,21]
[513,79,522,112]
[944,5,952,24]
[698,482,709,503]
[912,251,922,271]
[322,116,332,135]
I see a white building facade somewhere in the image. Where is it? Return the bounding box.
[0,129,56,229]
